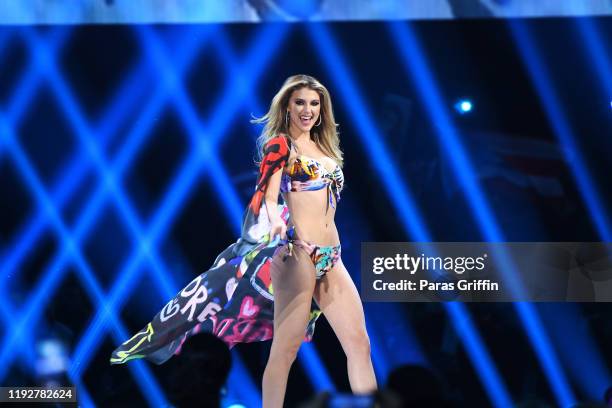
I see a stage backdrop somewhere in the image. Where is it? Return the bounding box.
[1,14,611,408]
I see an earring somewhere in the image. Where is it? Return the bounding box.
[315,115,322,126]
[285,111,290,129]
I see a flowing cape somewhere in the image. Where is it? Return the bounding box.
[110,135,322,365]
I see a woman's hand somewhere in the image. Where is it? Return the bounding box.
[269,217,287,241]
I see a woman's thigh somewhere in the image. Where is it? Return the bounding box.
[269,245,317,337]
[313,257,368,348]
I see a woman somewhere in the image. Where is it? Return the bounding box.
[111,75,377,407]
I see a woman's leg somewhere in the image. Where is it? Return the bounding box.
[313,256,377,394]
[263,245,317,408]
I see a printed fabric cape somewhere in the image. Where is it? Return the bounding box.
[110,135,321,365]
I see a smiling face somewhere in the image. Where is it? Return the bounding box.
[287,87,321,134]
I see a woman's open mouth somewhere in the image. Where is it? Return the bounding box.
[300,115,313,126]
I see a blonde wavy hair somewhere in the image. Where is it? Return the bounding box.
[252,74,343,167]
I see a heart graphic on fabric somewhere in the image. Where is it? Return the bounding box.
[240,296,260,318]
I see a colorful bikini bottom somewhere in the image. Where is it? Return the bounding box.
[277,227,341,279]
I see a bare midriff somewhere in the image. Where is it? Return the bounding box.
[282,189,340,247]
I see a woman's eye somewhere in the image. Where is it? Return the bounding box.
[311,101,320,106]
[296,100,304,105]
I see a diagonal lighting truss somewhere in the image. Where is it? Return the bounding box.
[0,53,150,282]
[0,28,207,401]
[0,22,210,340]
[0,104,170,406]
[0,23,244,404]
[0,28,72,287]
[0,23,294,408]
[0,24,207,318]
[0,26,224,405]
[18,27,180,297]
[308,22,514,407]
[0,28,73,371]
[0,26,96,368]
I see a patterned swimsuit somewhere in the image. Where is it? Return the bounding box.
[110,135,344,365]
[280,154,344,279]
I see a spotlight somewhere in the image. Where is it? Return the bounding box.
[35,338,68,378]
[454,99,473,115]
[222,396,247,408]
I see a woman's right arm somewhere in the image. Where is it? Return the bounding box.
[264,169,287,240]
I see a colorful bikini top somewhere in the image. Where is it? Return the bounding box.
[280,154,345,213]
